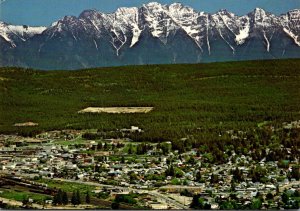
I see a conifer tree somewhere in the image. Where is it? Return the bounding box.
[195,171,201,182]
[121,156,125,164]
[86,191,91,204]
[76,190,81,205]
[71,191,77,206]
[62,191,68,205]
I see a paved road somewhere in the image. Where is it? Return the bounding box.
[148,190,189,209]
[4,171,299,210]
[52,178,188,209]
[279,181,300,192]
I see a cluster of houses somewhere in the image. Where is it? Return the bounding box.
[0,123,299,210]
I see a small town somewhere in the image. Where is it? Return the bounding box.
[1,0,300,210]
[0,121,299,210]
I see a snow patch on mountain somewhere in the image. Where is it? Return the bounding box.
[281,9,300,46]
[235,25,250,45]
[253,8,267,22]
[263,31,270,52]
[0,21,46,47]
[167,2,206,50]
[1,2,300,57]
[143,2,174,42]
[218,28,235,53]
[39,3,300,55]
[130,27,142,47]
[206,15,211,55]
[114,7,141,48]
[283,28,300,46]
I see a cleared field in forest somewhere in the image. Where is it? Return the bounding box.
[78,107,154,114]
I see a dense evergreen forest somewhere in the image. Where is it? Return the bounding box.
[0,59,299,163]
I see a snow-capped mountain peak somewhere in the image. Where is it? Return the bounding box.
[0,2,299,69]
[143,2,165,9]
[79,9,100,18]
[168,2,195,12]
[253,7,267,19]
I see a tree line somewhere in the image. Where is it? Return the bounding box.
[52,189,91,206]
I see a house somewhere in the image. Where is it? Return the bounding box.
[77,173,86,180]
[24,138,48,144]
[150,202,168,210]
[39,171,54,178]
[66,163,78,170]
[108,171,121,177]
[130,126,142,132]
[45,200,53,204]
[265,184,276,190]
[120,126,143,133]
[211,203,219,210]
[3,162,16,170]
[94,151,114,157]
[147,150,158,156]
[111,165,123,171]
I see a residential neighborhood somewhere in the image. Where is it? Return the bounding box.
[0,122,299,209]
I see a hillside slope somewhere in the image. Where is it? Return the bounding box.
[0,59,300,140]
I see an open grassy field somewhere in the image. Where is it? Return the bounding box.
[0,59,300,141]
[0,187,51,204]
[36,178,97,193]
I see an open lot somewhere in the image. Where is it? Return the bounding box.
[14,122,39,127]
[78,107,154,114]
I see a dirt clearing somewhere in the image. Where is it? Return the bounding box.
[78,107,154,114]
[14,122,39,127]
[0,77,9,81]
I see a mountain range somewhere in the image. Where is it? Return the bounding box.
[0,2,300,70]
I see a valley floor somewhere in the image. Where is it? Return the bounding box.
[0,119,299,209]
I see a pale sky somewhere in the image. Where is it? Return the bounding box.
[0,0,299,26]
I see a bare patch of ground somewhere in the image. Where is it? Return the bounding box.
[14,122,39,127]
[78,107,154,114]
[0,196,43,209]
[167,193,192,206]
[0,77,9,81]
